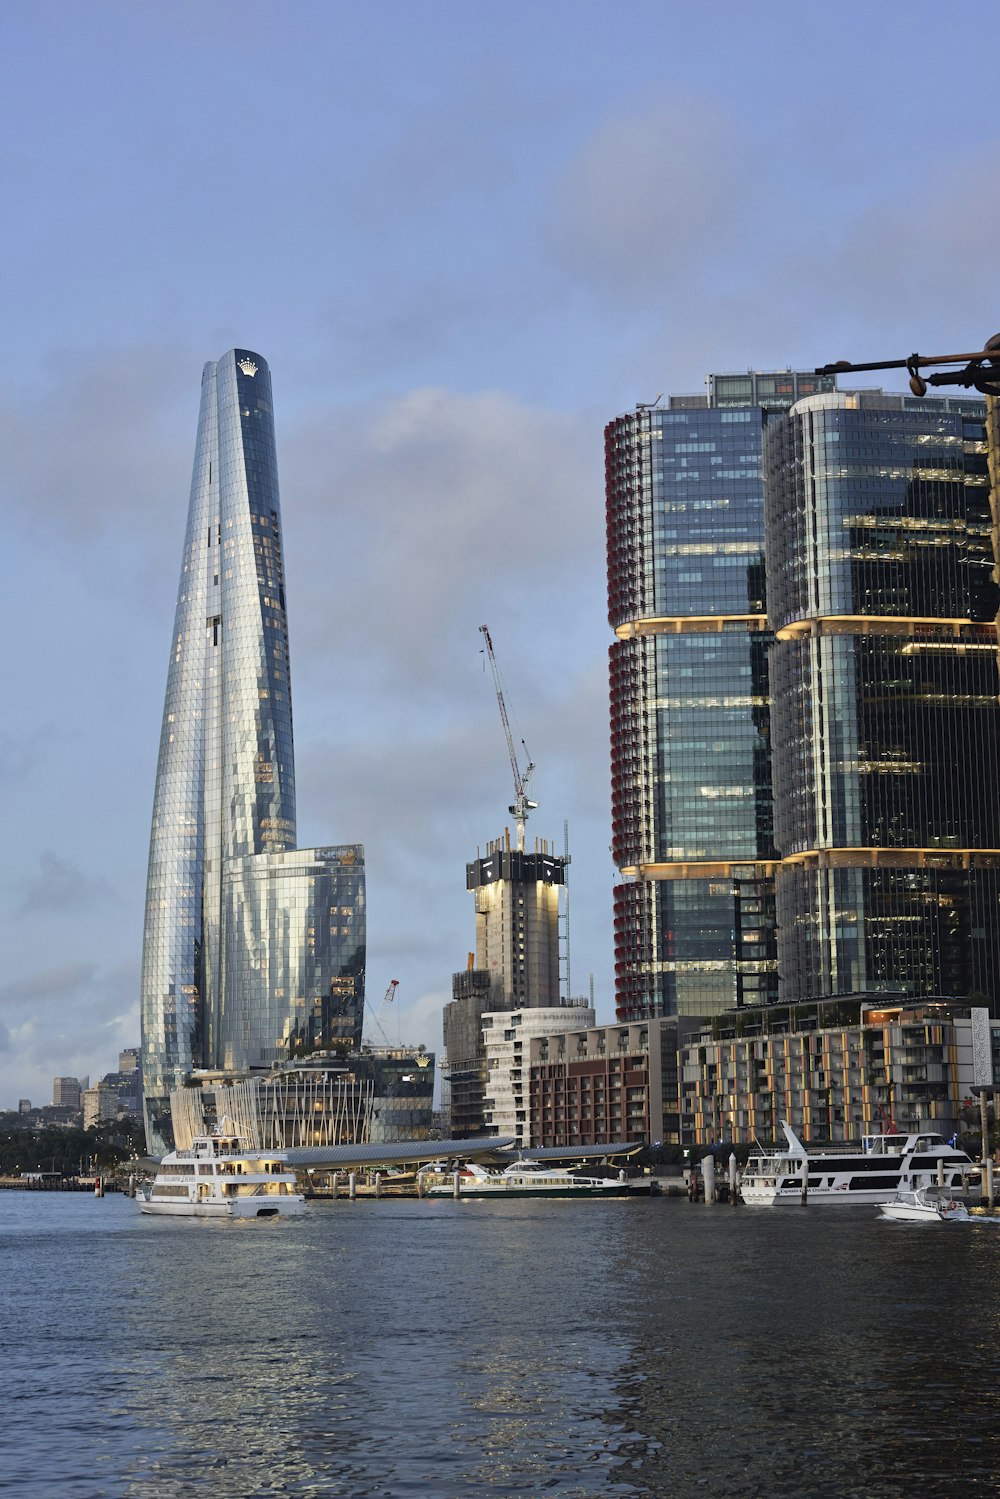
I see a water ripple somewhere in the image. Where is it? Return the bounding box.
[1,1195,998,1495]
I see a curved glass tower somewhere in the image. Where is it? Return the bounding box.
[764,390,1000,1004]
[141,351,365,1156]
[606,372,833,1020]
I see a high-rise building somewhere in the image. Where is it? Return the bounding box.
[83,1080,118,1130]
[443,835,568,1136]
[140,350,365,1157]
[608,371,1000,1023]
[764,389,1000,1004]
[607,371,833,1021]
[52,1077,81,1110]
[468,835,567,1007]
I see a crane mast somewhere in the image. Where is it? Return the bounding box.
[479,624,537,852]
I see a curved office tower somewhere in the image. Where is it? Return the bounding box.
[764,390,1000,1006]
[141,351,365,1156]
[606,373,832,1020]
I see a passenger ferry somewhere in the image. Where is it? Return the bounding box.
[139,1122,305,1219]
[740,1121,975,1207]
[420,1160,630,1198]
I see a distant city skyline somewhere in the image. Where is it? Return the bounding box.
[3,4,999,1108]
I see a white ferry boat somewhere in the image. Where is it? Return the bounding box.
[139,1122,305,1219]
[420,1160,630,1199]
[740,1121,975,1207]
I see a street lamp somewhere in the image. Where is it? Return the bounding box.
[817,336,1000,397]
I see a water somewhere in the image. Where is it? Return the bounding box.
[2,1193,999,1497]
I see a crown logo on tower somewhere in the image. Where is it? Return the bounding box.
[237,357,258,377]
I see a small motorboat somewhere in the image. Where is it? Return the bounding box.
[878,1185,970,1223]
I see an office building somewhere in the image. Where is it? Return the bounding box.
[608,374,1000,1023]
[83,1081,118,1130]
[607,371,833,1022]
[140,350,365,1156]
[764,390,1000,1005]
[482,1002,594,1148]
[52,1077,82,1110]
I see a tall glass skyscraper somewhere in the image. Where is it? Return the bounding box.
[606,371,833,1020]
[764,389,1000,1004]
[141,350,365,1156]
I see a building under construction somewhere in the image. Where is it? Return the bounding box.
[442,626,571,1135]
[444,837,569,1137]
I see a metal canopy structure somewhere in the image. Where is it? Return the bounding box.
[509,1142,643,1163]
[283,1135,515,1172]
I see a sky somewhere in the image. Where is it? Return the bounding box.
[2,0,999,1109]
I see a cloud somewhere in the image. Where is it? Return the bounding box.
[396,987,451,1053]
[0,960,139,1108]
[284,385,602,703]
[17,852,119,916]
[0,344,194,547]
[546,95,753,298]
[811,147,1000,349]
[0,961,99,1006]
[613,136,1000,399]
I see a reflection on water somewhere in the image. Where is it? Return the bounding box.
[1,1194,999,1496]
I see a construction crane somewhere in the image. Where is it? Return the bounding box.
[364,979,399,1048]
[479,624,537,852]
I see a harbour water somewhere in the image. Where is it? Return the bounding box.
[2,1193,999,1497]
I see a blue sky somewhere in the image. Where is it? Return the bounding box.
[2,1,998,1106]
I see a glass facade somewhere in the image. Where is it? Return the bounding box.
[170,1049,434,1151]
[764,392,1000,1008]
[223,846,366,1066]
[141,351,365,1156]
[606,375,830,1021]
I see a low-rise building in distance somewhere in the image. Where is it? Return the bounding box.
[170,1048,435,1151]
[679,997,1000,1146]
[527,1016,702,1149]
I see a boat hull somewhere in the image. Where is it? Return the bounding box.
[425,1183,630,1199]
[139,1197,304,1219]
[742,1183,923,1207]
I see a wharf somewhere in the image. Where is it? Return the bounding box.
[0,1176,122,1192]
